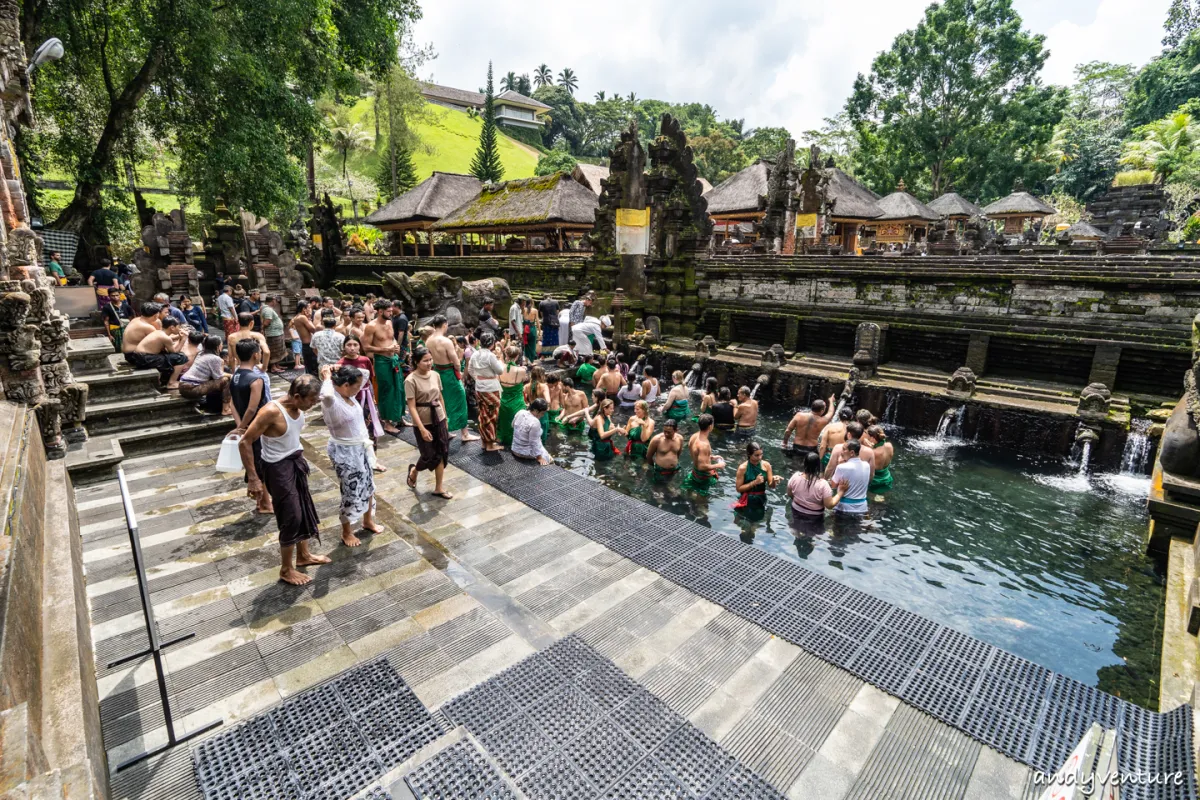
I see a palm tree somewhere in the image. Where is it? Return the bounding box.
[501,71,518,92]
[534,64,552,88]
[327,115,372,223]
[627,92,637,104]
[517,74,532,96]
[557,67,578,95]
[594,90,606,102]
[1121,112,1199,182]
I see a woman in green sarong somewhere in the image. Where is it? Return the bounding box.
[733,441,779,517]
[663,370,691,421]
[867,424,894,493]
[623,400,655,460]
[589,398,621,460]
[522,299,539,363]
[497,344,527,447]
[525,365,551,441]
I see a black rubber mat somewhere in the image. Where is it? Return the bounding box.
[405,431,1197,797]
[432,635,783,799]
[191,657,447,800]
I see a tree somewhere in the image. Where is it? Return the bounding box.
[470,62,504,183]
[1126,32,1200,128]
[533,84,583,152]
[742,126,793,162]
[690,131,746,184]
[801,113,858,172]
[534,64,552,88]
[535,140,578,176]
[23,0,419,259]
[374,142,417,202]
[1165,0,1200,48]
[1045,62,1133,200]
[327,113,373,222]
[376,62,428,202]
[516,74,532,96]
[501,71,518,91]
[845,0,1065,199]
[558,68,579,95]
[594,90,606,102]
[1121,112,1200,182]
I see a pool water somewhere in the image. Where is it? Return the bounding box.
[544,394,1165,709]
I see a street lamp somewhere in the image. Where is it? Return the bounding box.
[27,38,64,75]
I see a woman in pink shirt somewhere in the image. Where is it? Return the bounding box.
[787,451,846,524]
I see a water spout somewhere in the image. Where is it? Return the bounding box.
[883,392,898,426]
[1120,418,1154,475]
[682,362,701,390]
[1078,441,1092,476]
[1074,426,1099,476]
[936,406,965,440]
[751,373,770,400]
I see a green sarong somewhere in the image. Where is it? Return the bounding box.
[540,411,550,442]
[547,409,561,427]
[576,363,597,385]
[434,363,469,432]
[665,399,690,421]
[589,418,618,460]
[524,320,538,363]
[498,382,526,446]
[626,423,648,459]
[557,416,586,434]
[682,468,719,495]
[821,451,831,469]
[651,463,680,480]
[869,465,894,493]
[374,354,405,422]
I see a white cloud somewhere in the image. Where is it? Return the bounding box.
[411,0,1169,137]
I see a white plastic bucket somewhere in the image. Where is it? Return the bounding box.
[216,434,243,472]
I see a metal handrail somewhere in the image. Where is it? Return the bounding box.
[107,466,222,770]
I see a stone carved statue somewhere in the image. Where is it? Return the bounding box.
[696,335,719,359]
[852,323,881,378]
[380,271,511,335]
[761,344,787,370]
[947,367,977,399]
[1077,383,1112,421]
[1160,314,1200,477]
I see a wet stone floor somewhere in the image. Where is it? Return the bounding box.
[77,415,1073,800]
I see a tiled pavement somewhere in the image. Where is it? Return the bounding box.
[77,415,1043,800]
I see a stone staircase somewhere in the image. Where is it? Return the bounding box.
[64,336,235,484]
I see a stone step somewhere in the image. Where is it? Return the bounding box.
[77,370,160,403]
[114,416,236,458]
[64,437,124,486]
[57,763,96,800]
[65,337,116,377]
[0,703,34,792]
[83,394,202,436]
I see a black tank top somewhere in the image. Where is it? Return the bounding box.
[230,368,264,418]
[712,401,735,428]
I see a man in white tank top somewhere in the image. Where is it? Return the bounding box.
[239,375,327,585]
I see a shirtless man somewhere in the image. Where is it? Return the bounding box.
[131,315,189,387]
[818,407,853,469]
[346,307,367,340]
[361,301,404,433]
[646,418,683,479]
[226,313,268,370]
[558,377,590,434]
[782,395,836,457]
[546,374,564,426]
[734,386,759,433]
[425,314,479,442]
[824,421,876,479]
[291,300,317,374]
[122,301,163,355]
[596,358,623,400]
[684,414,726,494]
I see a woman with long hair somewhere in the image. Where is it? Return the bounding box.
[522,298,540,363]
[319,364,384,546]
[663,370,690,421]
[468,333,505,451]
[616,372,642,412]
[786,451,845,524]
[498,344,528,447]
[336,335,385,472]
[624,400,654,460]
[589,397,622,460]
[699,377,719,413]
[733,440,780,516]
[404,347,453,499]
[524,364,551,440]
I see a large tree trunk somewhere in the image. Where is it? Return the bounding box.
[50,41,163,246]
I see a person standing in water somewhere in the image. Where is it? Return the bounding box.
[865,424,894,495]
[624,400,655,459]
[831,439,871,515]
[641,365,660,404]
[734,386,759,434]
[699,377,719,413]
[546,373,563,428]
[646,418,683,479]
[818,407,853,469]
[616,373,642,412]
[682,414,725,494]
[239,376,328,585]
[782,395,836,457]
[497,344,528,447]
[557,377,589,434]
[597,357,623,401]
[427,314,479,443]
[787,451,846,525]
[589,397,622,460]
[663,371,690,422]
[824,421,876,479]
[524,364,551,441]
[733,441,780,515]
[711,387,736,431]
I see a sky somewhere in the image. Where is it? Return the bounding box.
[410,0,1171,136]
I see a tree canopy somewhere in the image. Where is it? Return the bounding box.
[23,0,420,253]
[845,0,1065,200]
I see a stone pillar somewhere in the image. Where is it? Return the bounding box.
[719,312,732,344]
[784,317,799,352]
[1089,344,1121,389]
[966,333,990,376]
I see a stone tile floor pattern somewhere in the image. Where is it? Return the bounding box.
[75,411,1078,800]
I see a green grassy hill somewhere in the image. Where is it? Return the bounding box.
[333,99,538,191]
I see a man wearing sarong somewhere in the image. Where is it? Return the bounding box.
[405,346,454,499]
[682,414,725,494]
[556,377,589,434]
[646,418,683,479]
[468,332,505,451]
[240,375,329,585]
[427,314,479,443]
[361,300,404,434]
[319,365,385,548]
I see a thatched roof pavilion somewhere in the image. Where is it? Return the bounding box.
[867,180,939,244]
[366,172,482,231]
[572,163,610,196]
[825,168,883,222]
[431,172,598,250]
[929,191,983,220]
[703,160,770,218]
[1064,220,1105,241]
[982,181,1055,233]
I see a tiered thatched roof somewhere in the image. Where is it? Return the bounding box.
[929,192,983,219]
[431,172,599,234]
[875,182,940,222]
[702,160,770,216]
[365,172,482,230]
[825,168,883,221]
